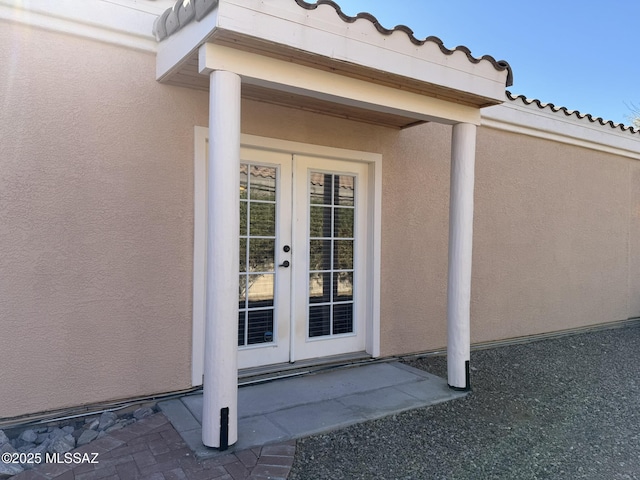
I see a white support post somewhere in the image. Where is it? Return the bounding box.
[447,122,476,391]
[202,70,241,449]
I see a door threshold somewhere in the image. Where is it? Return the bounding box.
[238,352,374,386]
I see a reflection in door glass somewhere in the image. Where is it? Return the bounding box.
[239,163,277,347]
[309,173,333,205]
[250,165,276,201]
[308,172,356,338]
[335,175,354,206]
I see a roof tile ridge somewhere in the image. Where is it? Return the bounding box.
[506,91,639,135]
[295,0,513,86]
[153,0,218,41]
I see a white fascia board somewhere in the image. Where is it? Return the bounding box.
[101,0,176,15]
[156,8,218,80]
[482,102,640,161]
[0,0,158,52]
[217,0,507,103]
[199,43,481,126]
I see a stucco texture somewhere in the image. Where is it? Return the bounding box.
[376,124,453,356]
[376,123,639,355]
[0,22,208,419]
[473,128,633,344]
[630,162,640,317]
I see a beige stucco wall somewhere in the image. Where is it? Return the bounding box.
[631,162,640,317]
[2,18,639,419]
[473,128,633,344]
[385,124,639,355]
[242,103,640,357]
[0,21,208,419]
[377,123,639,356]
[376,124,453,356]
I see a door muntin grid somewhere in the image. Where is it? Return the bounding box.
[308,172,356,339]
[238,163,278,347]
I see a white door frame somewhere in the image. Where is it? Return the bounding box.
[192,129,382,386]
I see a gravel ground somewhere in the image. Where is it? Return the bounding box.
[289,323,640,479]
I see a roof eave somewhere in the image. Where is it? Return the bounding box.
[155,0,510,126]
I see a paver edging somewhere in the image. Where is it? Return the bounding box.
[7,413,296,479]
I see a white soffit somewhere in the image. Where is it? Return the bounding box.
[199,43,481,126]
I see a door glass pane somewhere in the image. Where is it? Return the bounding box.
[247,310,274,345]
[334,175,354,206]
[238,275,247,304]
[309,305,331,337]
[248,239,275,272]
[239,202,247,236]
[308,171,356,338]
[239,162,277,347]
[239,238,247,272]
[310,206,332,238]
[240,165,248,200]
[333,304,353,335]
[309,173,333,205]
[249,203,275,236]
[333,240,353,270]
[309,240,331,271]
[250,166,276,201]
[334,208,354,238]
[309,272,331,304]
[247,273,274,307]
[334,272,353,301]
[238,311,246,345]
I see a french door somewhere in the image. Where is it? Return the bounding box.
[238,148,369,369]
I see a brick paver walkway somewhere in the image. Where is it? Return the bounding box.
[11,413,295,480]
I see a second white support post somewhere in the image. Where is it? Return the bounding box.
[202,70,241,449]
[447,122,476,391]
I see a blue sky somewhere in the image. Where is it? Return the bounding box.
[334,0,639,126]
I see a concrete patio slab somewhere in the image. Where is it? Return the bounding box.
[236,414,291,451]
[159,360,467,460]
[337,385,428,419]
[266,399,366,438]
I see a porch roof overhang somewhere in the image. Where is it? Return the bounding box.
[155,0,512,128]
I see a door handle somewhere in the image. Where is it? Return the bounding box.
[279,260,290,268]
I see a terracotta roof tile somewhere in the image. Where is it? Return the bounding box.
[506,91,639,135]
[295,0,512,86]
[153,0,217,41]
